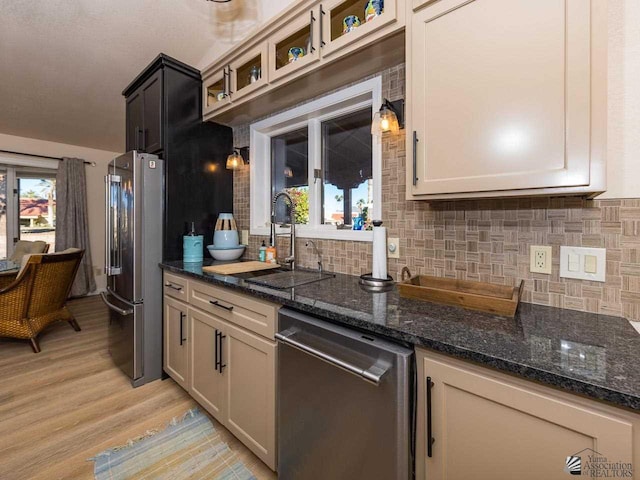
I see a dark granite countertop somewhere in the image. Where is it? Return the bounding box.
[161,260,640,412]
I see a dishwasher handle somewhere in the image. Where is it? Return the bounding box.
[275,330,387,385]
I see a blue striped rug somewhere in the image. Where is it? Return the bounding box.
[91,409,257,480]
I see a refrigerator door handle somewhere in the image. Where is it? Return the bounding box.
[100,292,133,316]
[104,174,111,275]
[105,174,122,275]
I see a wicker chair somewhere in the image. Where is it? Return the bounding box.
[0,249,84,353]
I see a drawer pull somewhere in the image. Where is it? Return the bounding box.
[165,282,183,291]
[209,299,234,311]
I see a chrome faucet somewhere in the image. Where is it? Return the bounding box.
[271,191,296,270]
[305,240,323,273]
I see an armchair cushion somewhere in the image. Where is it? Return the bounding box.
[9,241,48,263]
[18,248,81,277]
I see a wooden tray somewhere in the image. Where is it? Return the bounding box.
[398,269,524,318]
[203,261,280,275]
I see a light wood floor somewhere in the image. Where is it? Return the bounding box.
[0,295,277,480]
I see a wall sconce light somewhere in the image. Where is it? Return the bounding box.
[226,146,249,170]
[371,99,405,136]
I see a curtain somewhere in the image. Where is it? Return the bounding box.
[55,157,96,296]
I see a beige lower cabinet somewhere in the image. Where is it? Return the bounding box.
[163,295,189,390]
[415,348,637,480]
[224,321,276,467]
[190,307,226,419]
[162,273,279,471]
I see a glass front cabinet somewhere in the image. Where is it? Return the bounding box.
[203,67,232,116]
[229,44,269,102]
[268,6,322,83]
[319,0,399,59]
[203,0,404,121]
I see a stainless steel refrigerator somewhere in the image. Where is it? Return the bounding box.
[101,151,163,387]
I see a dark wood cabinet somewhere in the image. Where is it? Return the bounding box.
[123,54,234,261]
[125,70,162,153]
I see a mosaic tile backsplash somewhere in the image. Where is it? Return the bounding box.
[232,64,640,321]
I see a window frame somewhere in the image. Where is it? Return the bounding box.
[250,77,382,242]
[0,153,58,257]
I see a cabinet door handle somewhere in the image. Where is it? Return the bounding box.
[309,10,316,52]
[412,131,419,187]
[142,128,147,151]
[179,312,186,346]
[215,329,220,372]
[227,64,233,95]
[134,126,141,151]
[209,299,234,311]
[222,67,229,97]
[218,332,227,373]
[426,376,434,457]
[319,5,326,47]
[165,282,183,291]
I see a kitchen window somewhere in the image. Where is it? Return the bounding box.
[251,77,382,241]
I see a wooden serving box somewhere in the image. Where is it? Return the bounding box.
[398,271,524,318]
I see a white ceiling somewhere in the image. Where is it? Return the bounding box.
[0,0,292,152]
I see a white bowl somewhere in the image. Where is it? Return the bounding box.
[207,245,246,261]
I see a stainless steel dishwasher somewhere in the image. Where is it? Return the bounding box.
[276,308,414,480]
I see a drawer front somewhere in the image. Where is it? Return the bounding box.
[163,272,188,302]
[189,279,279,339]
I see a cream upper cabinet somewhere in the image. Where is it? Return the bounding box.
[202,0,405,125]
[319,0,400,59]
[203,66,232,116]
[268,7,321,84]
[416,349,636,480]
[163,296,190,390]
[407,0,607,199]
[229,43,269,102]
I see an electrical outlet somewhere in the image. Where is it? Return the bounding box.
[530,245,552,274]
[387,238,400,259]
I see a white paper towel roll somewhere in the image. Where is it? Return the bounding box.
[372,292,388,325]
[372,221,387,280]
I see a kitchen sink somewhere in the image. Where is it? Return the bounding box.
[242,269,335,289]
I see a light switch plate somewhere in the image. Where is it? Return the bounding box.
[241,230,249,245]
[387,238,400,259]
[560,246,606,282]
[530,245,552,274]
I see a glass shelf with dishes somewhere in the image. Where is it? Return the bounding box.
[230,44,269,101]
[320,0,399,59]
[204,68,232,114]
[268,8,321,83]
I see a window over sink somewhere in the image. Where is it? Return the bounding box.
[250,77,382,241]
